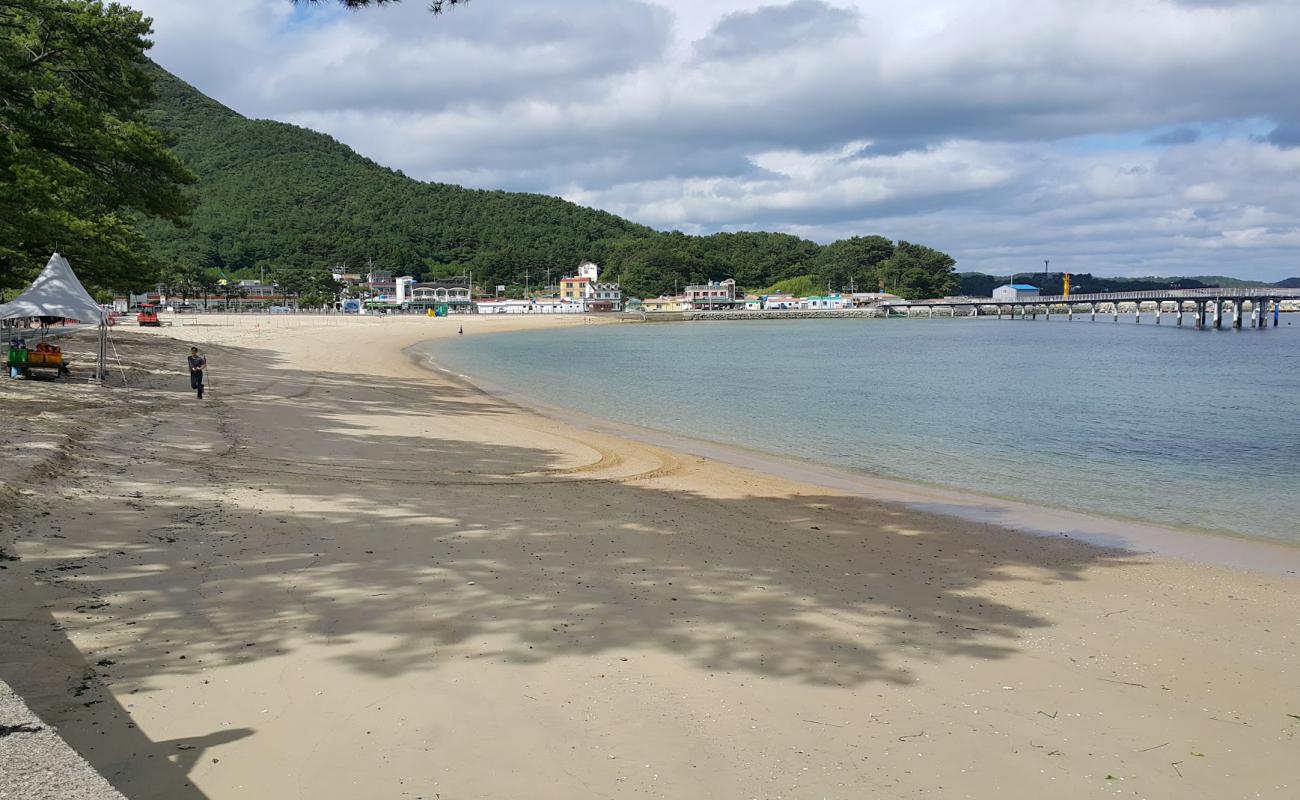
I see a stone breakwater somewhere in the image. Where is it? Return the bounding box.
[685,308,888,321]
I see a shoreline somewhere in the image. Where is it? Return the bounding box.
[410,333,1300,578]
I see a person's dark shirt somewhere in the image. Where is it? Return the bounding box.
[188,355,206,372]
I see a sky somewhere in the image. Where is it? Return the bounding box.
[127,0,1300,280]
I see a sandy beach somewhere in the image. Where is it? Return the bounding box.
[2,313,1297,800]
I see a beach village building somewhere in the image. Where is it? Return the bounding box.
[684,279,742,311]
[411,278,474,312]
[992,283,1041,301]
[476,298,584,314]
[560,261,622,311]
[762,293,800,310]
[803,294,852,310]
[642,295,690,313]
[354,273,476,314]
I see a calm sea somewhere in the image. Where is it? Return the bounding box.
[427,317,1300,545]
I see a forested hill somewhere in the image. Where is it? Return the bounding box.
[137,67,654,287]
[136,66,962,300]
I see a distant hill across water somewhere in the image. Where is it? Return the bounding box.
[138,65,1296,299]
[957,272,1300,297]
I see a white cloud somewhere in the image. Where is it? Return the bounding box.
[126,0,1300,279]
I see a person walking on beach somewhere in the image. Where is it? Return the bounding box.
[458,325,463,336]
[187,347,207,399]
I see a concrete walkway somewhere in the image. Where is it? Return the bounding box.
[0,680,125,800]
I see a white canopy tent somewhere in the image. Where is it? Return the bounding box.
[0,253,108,380]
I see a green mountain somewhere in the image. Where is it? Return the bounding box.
[138,66,655,287]
[137,66,963,300]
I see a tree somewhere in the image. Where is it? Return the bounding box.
[875,241,958,300]
[812,235,894,292]
[0,0,195,292]
[612,235,703,298]
[159,263,202,305]
[277,265,338,307]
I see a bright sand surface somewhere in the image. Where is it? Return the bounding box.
[1,313,1297,800]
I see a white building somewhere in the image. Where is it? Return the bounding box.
[412,286,471,304]
[992,284,1040,301]
[395,276,415,303]
[804,294,852,310]
[561,262,622,311]
[476,298,586,314]
[762,294,799,310]
[586,282,622,311]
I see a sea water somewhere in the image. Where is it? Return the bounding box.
[427,317,1300,545]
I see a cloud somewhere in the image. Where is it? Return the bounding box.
[1266,119,1300,148]
[1145,127,1201,146]
[127,0,1300,280]
[693,0,859,61]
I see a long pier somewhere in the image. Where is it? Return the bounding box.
[889,287,1300,328]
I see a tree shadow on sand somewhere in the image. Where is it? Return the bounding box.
[0,331,1142,798]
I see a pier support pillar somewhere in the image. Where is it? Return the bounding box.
[1090,303,1096,322]
[1135,304,1141,324]
[1155,303,1161,324]
[1196,301,1204,328]
[1176,303,1183,326]
[1233,301,1242,328]
[973,305,979,318]
[1113,303,1120,323]
[1045,305,1051,321]
[1067,305,1073,321]
[1274,299,1280,326]
[1252,300,1260,328]
[1214,300,1222,328]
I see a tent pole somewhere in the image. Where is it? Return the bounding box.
[98,320,108,383]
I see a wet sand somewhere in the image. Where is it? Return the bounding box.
[1,314,1296,799]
